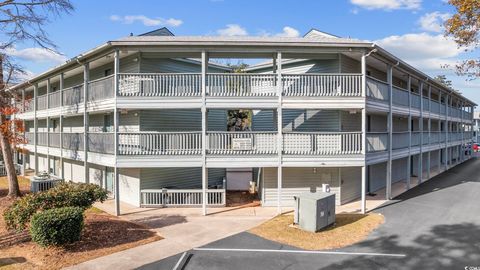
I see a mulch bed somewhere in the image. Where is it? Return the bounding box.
[0,176,163,270]
[249,213,384,250]
[226,191,260,207]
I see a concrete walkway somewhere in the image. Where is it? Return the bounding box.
[68,201,277,270]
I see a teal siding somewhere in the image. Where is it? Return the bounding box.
[340,111,361,131]
[140,168,226,189]
[140,109,201,132]
[208,109,227,131]
[252,110,277,131]
[283,110,340,132]
[140,54,227,73]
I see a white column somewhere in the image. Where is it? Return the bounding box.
[201,51,208,216]
[276,51,283,214]
[386,65,393,200]
[113,50,120,216]
[46,78,51,174]
[34,84,38,173]
[445,95,449,170]
[361,111,367,213]
[83,63,90,183]
[361,53,366,97]
[461,101,464,162]
[59,73,64,179]
[418,81,424,184]
[427,85,431,179]
[406,75,411,190]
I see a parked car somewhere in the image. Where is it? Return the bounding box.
[473,143,479,152]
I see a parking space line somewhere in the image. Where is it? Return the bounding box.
[192,248,406,258]
[172,252,188,270]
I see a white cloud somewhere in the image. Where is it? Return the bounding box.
[275,26,300,37]
[110,15,183,27]
[217,24,248,36]
[350,0,421,10]
[5,47,67,64]
[375,33,463,72]
[418,12,450,32]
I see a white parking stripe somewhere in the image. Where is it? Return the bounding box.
[172,252,188,270]
[193,248,406,258]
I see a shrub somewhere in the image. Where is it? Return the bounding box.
[30,206,84,247]
[4,182,108,231]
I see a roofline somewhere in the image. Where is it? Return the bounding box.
[372,44,477,106]
[6,37,477,106]
[303,28,341,38]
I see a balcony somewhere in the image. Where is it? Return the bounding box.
[118,132,202,155]
[283,132,362,155]
[118,73,201,97]
[392,86,409,107]
[392,132,409,150]
[87,75,114,102]
[207,132,277,155]
[283,74,362,97]
[116,73,362,98]
[366,76,389,102]
[366,132,388,152]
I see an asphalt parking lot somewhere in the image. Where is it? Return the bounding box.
[140,157,480,270]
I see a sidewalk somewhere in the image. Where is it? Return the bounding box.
[67,201,277,270]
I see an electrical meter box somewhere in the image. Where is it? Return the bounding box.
[293,192,335,232]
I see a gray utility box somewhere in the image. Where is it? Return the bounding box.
[294,192,335,232]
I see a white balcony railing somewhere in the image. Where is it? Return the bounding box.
[207,74,277,97]
[63,133,84,151]
[37,132,48,146]
[25,132,35,144]
[283,132,362,155]
[88,75,114,102]
[283,74,362,97]
[430,100,440,114]
[392,132,409,150]
[392,86,409,107]
[366,76,389,101]
[207,132,277,155]
[49,132,61,148]
[118,73,201,97]
[48,91,62,108]
[140,189,225,207]
[118,132,202,155]
[412,131,421,146]
[62,85,84,106]
[366,132,388,152]
[37,95,47,110]
[88,133,115,154]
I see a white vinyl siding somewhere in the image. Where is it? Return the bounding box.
[340,167,361,204]
[63,158,85,183]
[263,167,341,206]
[118,168,141,206]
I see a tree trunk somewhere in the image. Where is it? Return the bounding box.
[0,115,20,197]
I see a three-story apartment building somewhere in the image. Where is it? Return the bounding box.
[11,28,476,215]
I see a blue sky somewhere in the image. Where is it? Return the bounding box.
[9,0,480,105]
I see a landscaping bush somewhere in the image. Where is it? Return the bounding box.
[30,206,84,247]
[4,182,108,231]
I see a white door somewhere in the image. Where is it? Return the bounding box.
[226,168,252,191]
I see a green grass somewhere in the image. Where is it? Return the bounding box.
[0,176,30,190]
